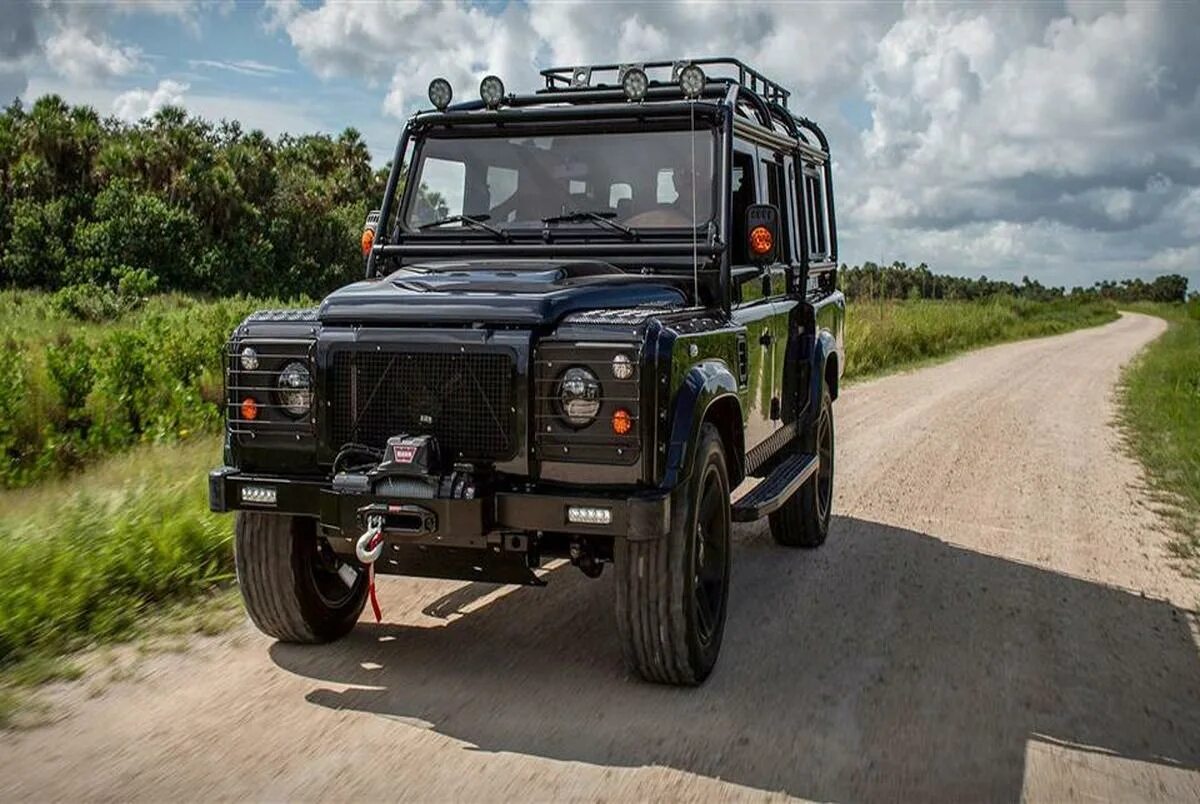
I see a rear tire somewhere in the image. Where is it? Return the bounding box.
[614,423,731,685]
[769,385,834,548]
[235,512,367,643]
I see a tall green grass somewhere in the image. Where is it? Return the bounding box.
[0,291,304,488]
[0,440,229,666]
[844,295,1118,380]
[1119,300,1200,567]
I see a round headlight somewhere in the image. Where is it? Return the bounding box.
[558,367,601,428]
[679,63,706,98]
[479,75,505,109]
[611,353,634,380]
[278,361,312,418]
[428,77,453,110]
[240,347,259,371]
[621,67,648,102]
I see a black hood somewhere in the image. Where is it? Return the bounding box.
[318,260,685,326]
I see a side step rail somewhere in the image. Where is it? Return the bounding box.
[731,452,819,522]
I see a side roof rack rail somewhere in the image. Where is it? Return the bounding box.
[540,57,791,109]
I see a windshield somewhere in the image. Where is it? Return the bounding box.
[403,129,716,232]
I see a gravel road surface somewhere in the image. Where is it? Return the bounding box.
[3,312,1197,802]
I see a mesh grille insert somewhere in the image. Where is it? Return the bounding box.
[328,350,514,461]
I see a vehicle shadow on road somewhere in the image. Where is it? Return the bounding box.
[270,516,1200,801]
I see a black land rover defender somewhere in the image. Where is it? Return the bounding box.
[209,59,844,685]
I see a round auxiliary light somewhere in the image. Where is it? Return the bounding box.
[240,346,259,371]
[427,77,453,110]
[749,225,774,256]
[678,63,706,99]
[621,67,648,102]
[360,226,375,256]
[479,75,505,109]
[611,353,634,380]
[278,361,312,418]
[558,367,601,428]
[611,408,633,436]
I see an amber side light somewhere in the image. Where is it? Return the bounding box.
[361,227,375,256]
[612,408,633,435]
[241,397,259,421]
[749,225,773,256]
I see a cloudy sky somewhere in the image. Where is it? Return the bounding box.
[2,0,1198,291]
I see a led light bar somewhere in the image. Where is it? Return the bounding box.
[567,506,612,525]
[241,485,277,506]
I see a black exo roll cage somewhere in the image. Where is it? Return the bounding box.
[366,58,837,310]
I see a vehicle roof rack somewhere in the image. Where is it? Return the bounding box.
[540,57,791,109]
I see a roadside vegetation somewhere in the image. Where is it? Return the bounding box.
[0,438,230,725]
[0,291,302,488]
[844,295,1118,380]
[1119,299,1200,571]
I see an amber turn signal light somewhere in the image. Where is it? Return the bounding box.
[612,408,632,435]
[749,225,773,256]
[241,397,258,421]
[361,227,375,256]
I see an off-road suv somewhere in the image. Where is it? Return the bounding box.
[210,59,844,685]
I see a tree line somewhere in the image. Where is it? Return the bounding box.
[0,95,1190,306]
[0,95,386,302]
[841,261,1190,304]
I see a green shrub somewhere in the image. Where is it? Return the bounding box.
[0,292,291,488]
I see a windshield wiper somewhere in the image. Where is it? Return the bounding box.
[542,210,637,239]
[418,214,507,240]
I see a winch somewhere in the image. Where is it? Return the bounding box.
[332,435,480,537]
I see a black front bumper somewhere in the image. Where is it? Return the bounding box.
[209,467,674,546]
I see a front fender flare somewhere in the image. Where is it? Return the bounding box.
[662,361,742,489]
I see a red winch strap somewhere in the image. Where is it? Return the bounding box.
[368,563,382,623]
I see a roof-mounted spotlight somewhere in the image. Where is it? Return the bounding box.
[571,66,592,88]
[678,63,706,99]
[479,75,505,109]
[620,66,648,102]
[427,77,453,111]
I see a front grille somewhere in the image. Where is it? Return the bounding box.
[328,350,515,461]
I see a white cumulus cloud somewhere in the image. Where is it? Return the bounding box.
[112,79,189,121]
[45,26,142,84]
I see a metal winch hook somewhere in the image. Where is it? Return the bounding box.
[355,515,385,564]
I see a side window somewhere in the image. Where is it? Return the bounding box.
[609,182,632,208]
[784,155,802,260]
[656,169,679,204]
[761,154,789,262]
[803,165,829,260]
[731,148,757,265]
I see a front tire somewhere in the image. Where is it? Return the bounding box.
[235,512,367,643]
[769,385,835,548]
[614,423,732,685]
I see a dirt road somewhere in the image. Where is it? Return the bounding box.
[3,312,1198,802]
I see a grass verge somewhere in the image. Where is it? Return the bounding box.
[1118,301,1200,571]
[844,296,1118,380]
[0,439,234,674]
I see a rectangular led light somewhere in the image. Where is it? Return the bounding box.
[567,506,612,525]
[241,485,277,506]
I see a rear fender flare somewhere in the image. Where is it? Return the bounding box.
[804,329,838,431]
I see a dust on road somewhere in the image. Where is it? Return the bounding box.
[2,312,1197,802]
